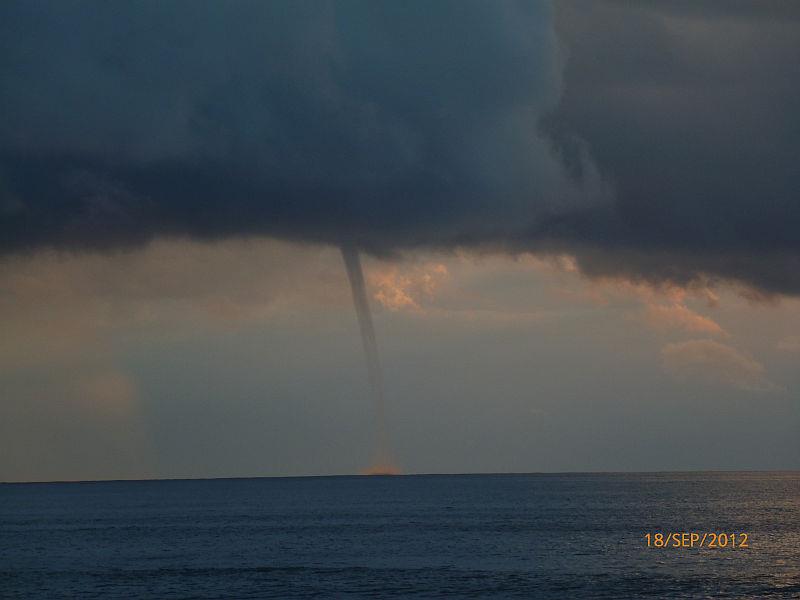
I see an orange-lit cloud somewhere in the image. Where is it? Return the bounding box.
[369,262,448,312]
[579,275,720,308]
[520,257,727,337]
[644,303,728,337]
[661,339,782,392]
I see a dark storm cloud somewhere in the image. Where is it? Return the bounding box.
[2,1,800,295]
[0,0,584,254]
[542,0,800,294]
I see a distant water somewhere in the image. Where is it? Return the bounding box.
[1,472,799,598]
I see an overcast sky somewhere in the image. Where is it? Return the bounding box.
[1,1,798,481]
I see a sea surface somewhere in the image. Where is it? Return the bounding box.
[1,472,799,598]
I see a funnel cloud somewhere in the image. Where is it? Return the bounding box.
[341,246,395,472]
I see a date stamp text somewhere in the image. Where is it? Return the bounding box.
[644,532,749,549]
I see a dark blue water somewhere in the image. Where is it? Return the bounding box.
[1,473,798,598]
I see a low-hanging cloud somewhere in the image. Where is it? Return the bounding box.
[1,1,799,296]
[0,1,593,254]
[543,1,800,295]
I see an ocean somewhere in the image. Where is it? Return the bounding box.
[1,472,798,598]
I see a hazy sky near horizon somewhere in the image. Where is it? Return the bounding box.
[1,1,799,480]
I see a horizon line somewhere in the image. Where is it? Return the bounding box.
[3,469,799,485]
